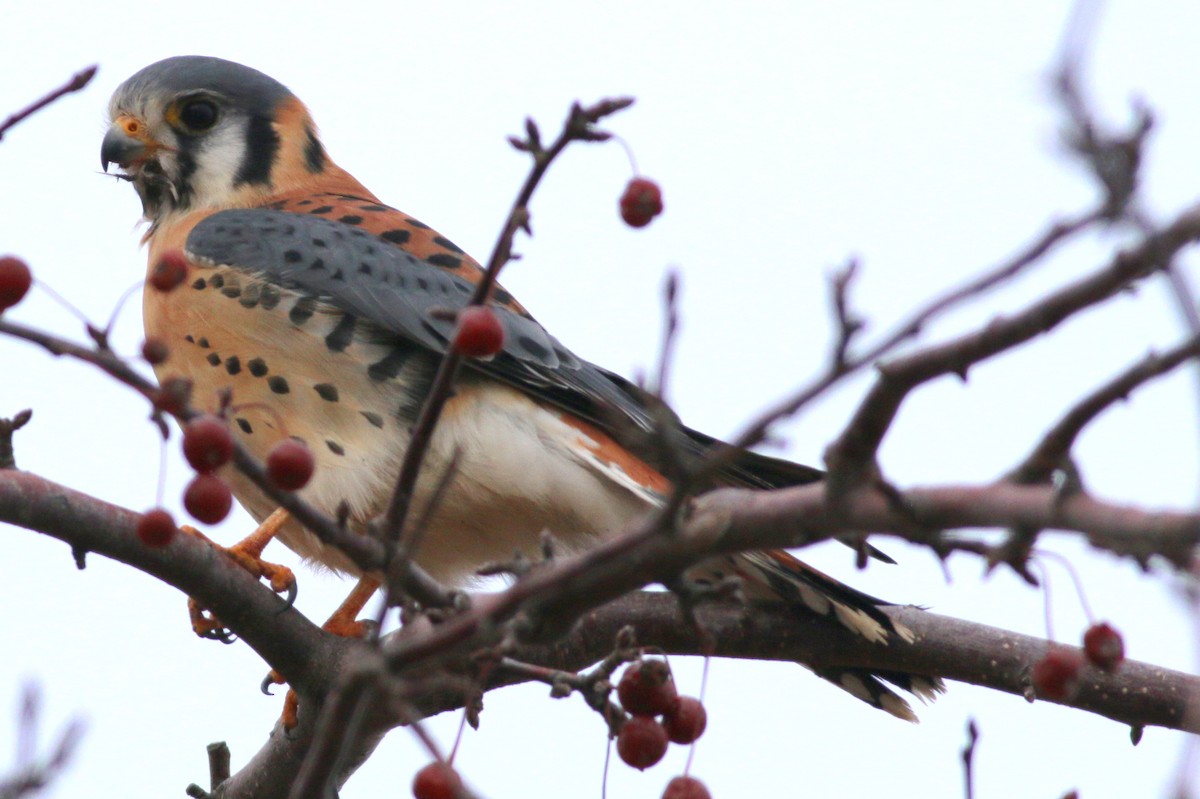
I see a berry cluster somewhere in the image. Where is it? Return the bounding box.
[1030,622,1125,700]
[614,659,711,798]
[135,413,315,547]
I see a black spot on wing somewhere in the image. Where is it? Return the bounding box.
[184,209,660,445]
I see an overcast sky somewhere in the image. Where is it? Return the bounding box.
[1,2,1198,797]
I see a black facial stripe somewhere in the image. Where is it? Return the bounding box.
[304,126,326,173]
[235,114,280,186]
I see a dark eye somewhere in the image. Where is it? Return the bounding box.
[178,98,218,132]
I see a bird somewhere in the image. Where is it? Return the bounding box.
[101,55,942,721]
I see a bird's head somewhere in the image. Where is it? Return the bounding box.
[102,56,331,225]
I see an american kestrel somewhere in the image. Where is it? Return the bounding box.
[101,56,941,719]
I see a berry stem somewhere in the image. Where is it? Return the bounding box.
[1031,559,1057,642]
[103,279,145,343]
[611,134,640,176]
[1035,548,1097,624]
[684,656,711,776]
[30,277,93,329]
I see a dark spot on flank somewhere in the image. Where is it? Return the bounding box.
[433,236,464,253]
[268,376,290,394]
[248,358,268,377]
[366,348,410,382]
[313,383,339,402]
[325,314,356,352]
[289,297,316,325]
[191,278,207,290]
[380,229,410,245]
[284,250,303,264]
[225,356,241,375]
[326,440,345,456]
[360,411,384,428]
[309,206,333,215]
[206,352,221,366]
[406,217,430,229]
[339,215,363,225]
[209,274,225,289]
[235,418,253,434]
[239,284,261,308]
[259,284,281,310]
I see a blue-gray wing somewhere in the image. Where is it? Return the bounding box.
[185,208,826,492]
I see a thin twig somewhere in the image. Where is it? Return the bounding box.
[824,205,1200,483]
[706,204,1106,482]
[380,98,633,581]
[961,719,979,799]
[0,65,96,142]
[1010,333,1200,484]
[383,97,633,551]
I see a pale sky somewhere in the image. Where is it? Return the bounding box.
[1,2,1198,797]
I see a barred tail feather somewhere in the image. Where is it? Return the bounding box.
[722,549,945,720]
[808,667,945,722]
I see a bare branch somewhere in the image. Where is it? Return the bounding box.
[1010,333,1200,485]
[382,97,635,566]
[0,66,96,142]
[825,204,1200,480]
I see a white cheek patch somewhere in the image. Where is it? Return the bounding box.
[188,119,250,209]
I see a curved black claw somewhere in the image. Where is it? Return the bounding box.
[196,625,237,645]
[261,673,280,696]
[275,579,299,614]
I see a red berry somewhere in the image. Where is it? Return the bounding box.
[617,714,669,771]
[412,762,462,799]
[663,776,712,799]
[618,659,677,716]
[0,255,33,311]
[619,177,664,228]
[662,696,707,744]
[148,250,189,292]
[141,337,170,365]
[153,377,192,416]
[1082,622,1125,671]
[1031,647,1084,701]
[184,473,233,524]
[267,439,315,490]
[136,508,176,547]
[452,306,505,358]
[182,415,234,473]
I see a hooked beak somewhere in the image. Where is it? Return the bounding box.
[101,115,160,172]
